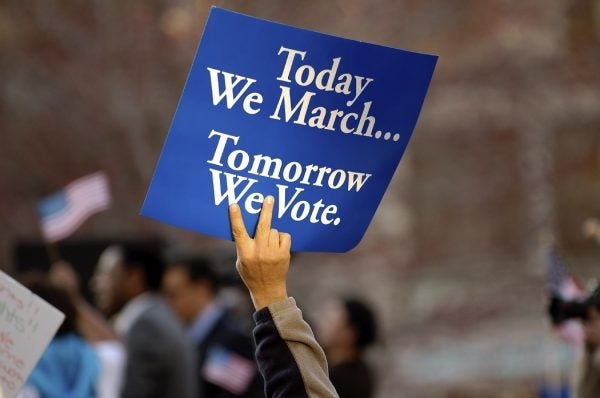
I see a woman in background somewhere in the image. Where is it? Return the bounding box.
[18,278,100,398]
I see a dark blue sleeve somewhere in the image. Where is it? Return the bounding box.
[253,307,309,398]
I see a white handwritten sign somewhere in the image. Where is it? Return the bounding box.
[0,271,64,398]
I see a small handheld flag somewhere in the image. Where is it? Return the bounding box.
[546,244,586,345]
[202,346,256,395]
[37,171,111,242]
[547,245,585,301]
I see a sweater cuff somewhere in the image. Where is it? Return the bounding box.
[253,297,296,323]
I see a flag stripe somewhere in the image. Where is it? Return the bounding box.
[42,186,109,223]
[39,172,111,242]
[202,347,255,394]
[42,201,110,241]
[43,198,110,234]
[546,244,586,346]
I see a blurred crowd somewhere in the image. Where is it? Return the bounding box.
[12,244,379,398]
[2,0,599,397]
[11,236,600,398]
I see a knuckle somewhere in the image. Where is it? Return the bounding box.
[232,225,245,238]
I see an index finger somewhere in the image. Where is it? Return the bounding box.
[229,203,250,244]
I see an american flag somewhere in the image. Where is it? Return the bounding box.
[547,244,586,345]
[37,171,111,242]
[547,245,585,300]
[202,346,256,395]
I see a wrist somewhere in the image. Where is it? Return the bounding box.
[250,286,288,310]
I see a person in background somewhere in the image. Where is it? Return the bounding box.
[162,257,263,397]
[228,196,339,398]
[576,219,600,398]
[18,279,100,398]
[575,302,600,398]
[49,261,125,398]
[91,245,196,398]
[316,297,377,398]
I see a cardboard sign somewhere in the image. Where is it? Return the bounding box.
[142,7,437,252]
[0,271,64,398]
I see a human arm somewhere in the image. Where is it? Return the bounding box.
[584,307,600,367]
[229,197,339,398]
[50,261,120,342]
[50,262,126,397]
[585,308,600,344]
[253,297,339,398]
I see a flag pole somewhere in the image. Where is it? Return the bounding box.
[39,216,62,264]
[37,171,111,265]
[45,241,62,264]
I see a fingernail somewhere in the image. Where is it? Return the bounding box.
[265,195,274,204]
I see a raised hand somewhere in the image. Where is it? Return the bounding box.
[229,195,292,310]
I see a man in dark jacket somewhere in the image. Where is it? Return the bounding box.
[92,246,196,398]
[163,257,263,397]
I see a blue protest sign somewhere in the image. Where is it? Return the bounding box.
[141,7,437,252]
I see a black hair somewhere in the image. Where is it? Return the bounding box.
[169,256,220,291]
[549,285,600,325]
[121,247,165,291]
[343,298,377,349]
[26,278,77,336]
